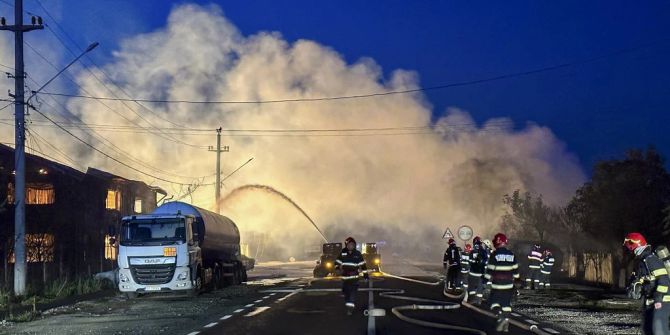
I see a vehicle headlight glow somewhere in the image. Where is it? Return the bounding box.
[325,262,333,269]
[374,258,380,265]
[119,272,129,283]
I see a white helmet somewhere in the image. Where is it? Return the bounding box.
[483,239,493,249]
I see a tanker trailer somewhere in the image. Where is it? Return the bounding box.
[116,201,252,298]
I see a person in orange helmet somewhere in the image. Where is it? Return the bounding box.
[624,232,670,335]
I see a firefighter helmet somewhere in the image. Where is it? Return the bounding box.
[448,238,456,245]
[533,243,541,250]
[473,236,481,244]
[493,233,508,248]
[345,236,357,246]
[465,244,472,252]
[623,232,647,253]
[483,239,493,249]
[543,249,552,257]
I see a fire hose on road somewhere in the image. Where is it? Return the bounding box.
[379,268,553,335]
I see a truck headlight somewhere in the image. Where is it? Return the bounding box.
[374,258,380,265]
[177,271,189,281]
[325,262,333,269]
[119,272,129,283]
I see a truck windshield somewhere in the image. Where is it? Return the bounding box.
[121,218,186,246]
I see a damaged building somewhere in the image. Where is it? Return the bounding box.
[0,144,166,288]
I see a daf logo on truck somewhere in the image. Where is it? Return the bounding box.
[115,201,255,298]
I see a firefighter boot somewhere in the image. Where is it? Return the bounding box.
[346,303,355,316]
[495,315,510,333]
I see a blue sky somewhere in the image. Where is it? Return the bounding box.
[5,0,670,171]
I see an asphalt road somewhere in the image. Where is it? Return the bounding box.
[191,273,566,335]
[1,262,569,335]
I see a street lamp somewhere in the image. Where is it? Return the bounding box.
[27,41,99,104]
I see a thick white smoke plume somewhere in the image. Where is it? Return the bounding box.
[1,4,585,261]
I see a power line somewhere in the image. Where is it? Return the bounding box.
[30,1,199,147]
[35,37,670,105]
[27,104,198,186]
[22,40,208,150]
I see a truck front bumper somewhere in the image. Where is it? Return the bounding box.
[118,266,193,293]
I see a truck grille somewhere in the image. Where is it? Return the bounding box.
[130,264,176,285]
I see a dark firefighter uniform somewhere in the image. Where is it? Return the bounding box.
[468,242,488,303]
[526,245,543,289]
[336,246,368,311]
[539,251,555,288]
[443,241,461,290]
[485,245,520,323]
[460,247,471,288]
[636,247,670,335]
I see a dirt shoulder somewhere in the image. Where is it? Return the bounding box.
[0,278,301,335]
[514,284,641,335]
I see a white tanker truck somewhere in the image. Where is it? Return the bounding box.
[115,201,253,298]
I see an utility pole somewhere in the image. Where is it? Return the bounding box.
[0,0,43,295]
[208,128,229,213]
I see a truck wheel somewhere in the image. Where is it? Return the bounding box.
[213,266,223,290]
[241,268,248,283]
[189,267,203,296]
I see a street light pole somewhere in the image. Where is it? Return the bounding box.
[1,0,97,294]
[0,0,43,295]
[208,128,228,213]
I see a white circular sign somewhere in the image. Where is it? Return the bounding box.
[458,225,473,241]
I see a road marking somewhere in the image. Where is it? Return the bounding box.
[525,319,538,325]
[263,295,271,299]
[543,328,560,334]
[220,315,232,320]
[269,293,277,296]
[244,306,271,317]
[511,312,521,317]
[367,279,375,335]
[233,309,245,313]
[186,332,200,335]
[204,322,218,328]
[276,288,302,303]
[245,303,254,307]
[254,299,263,303]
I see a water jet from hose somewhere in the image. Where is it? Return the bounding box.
[219,184,329,243]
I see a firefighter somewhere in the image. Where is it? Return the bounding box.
[468,236,488,304]
[460,243,472,289]
[526,243,543,289]
[336,236,369,315]
[539,249,555,289]
[443,238,461,290]
[485,233,520,333]
[624,232,670,335]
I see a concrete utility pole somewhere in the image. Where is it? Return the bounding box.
[208,128,229,213]
[0,0,43,295]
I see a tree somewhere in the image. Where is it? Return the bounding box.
[502,190,554,243]
[569,147,670,287]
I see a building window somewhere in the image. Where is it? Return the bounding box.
[7,182,55,205]
[134,198,143,213]
[26,183,55,205]
[106,190,121,210]
[104,235,117,260]
[9,234,55,263]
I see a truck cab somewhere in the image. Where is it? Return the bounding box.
[313,242,343,278]
[117,214,200,297]
[361,242,381,272]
